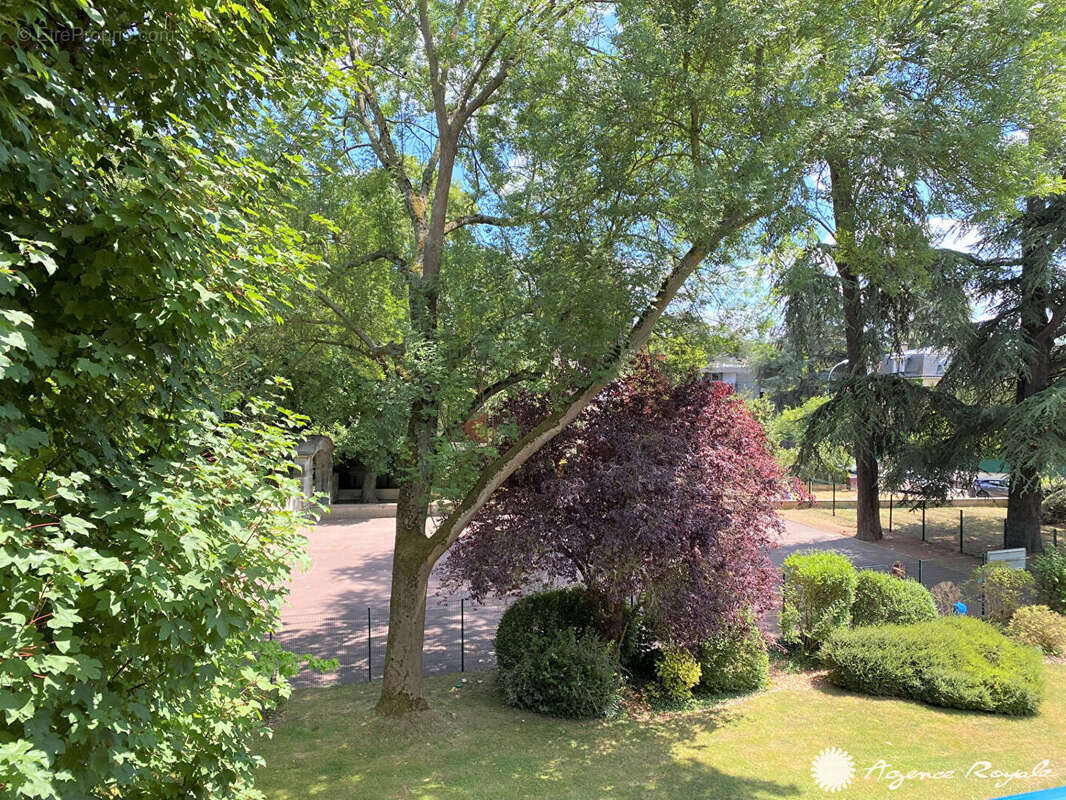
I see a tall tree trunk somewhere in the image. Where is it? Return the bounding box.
[375,482,434,715]
[854,447,883,541]
[830,157,883,542]
[361,469,378,504]
[1006,199,1051,553]
[1006,478,1043,553]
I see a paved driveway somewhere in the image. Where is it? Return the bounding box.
[278,512,977,685]
[279,516,507,685]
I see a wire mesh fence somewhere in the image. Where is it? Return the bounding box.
[273,596,513,687]
[785,497,1064,559]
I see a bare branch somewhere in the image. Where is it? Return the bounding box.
[417,0,450,133]
[443,214,518,235]
[467,368,540,416]
[314,289,398,363]
[336,249,409,272]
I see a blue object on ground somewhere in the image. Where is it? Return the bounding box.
[992,787,1066,799]
[953,601,967,615]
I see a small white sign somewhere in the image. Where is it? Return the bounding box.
[985,547,1028,570]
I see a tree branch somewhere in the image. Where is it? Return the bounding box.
[336,248,409,272]
[467,368,541,418]
[443,214,518,235]
[427,237,731,559]
[314,289,400,363]
[1037,294,1066,345]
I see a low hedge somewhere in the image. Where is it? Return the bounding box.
[820,616,1044,716]
[851,571,938,627]
[697,626,769,695]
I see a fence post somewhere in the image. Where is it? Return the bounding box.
[367,607,372,682]
[921,504,926,542]
[1055,528,1059,549]
[918,559,923,585]
[460,598,465,673]
[959,510,964,554]
[832,481,836,516]
[889,493,893,531]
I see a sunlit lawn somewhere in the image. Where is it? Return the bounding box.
[256,664,1066,800]
[780,504,1030,555]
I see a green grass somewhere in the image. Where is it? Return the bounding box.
[256,664,1066,799]
[781,504,1018,555]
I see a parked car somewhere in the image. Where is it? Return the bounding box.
[971,478,1009,498]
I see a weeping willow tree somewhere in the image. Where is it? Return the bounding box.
[773,0,1066,541]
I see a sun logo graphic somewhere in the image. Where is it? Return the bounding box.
[811,746,856,792]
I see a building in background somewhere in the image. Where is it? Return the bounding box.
[704,360,761,396]
[875,349,951,386]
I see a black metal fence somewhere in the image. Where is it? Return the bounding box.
[273,596,512,687]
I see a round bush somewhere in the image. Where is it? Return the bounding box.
[780,550,858,650]
[1008,605,1066,656]
[851,571,938,627]
[697,627,769,695]
[494,588,597,670]
[820,616,1045,716]
[498,628,621,719]
[655,646,702,702]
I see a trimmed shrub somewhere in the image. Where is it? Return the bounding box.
[494,588,597,670]
[851,571,938,626]
[781,551,858,649]
[1008,605,1066,656]
[655,646,702,702]
[820,616,1045,716]
[697,627,769,695]
[499,628,622,719]
[1031,548,1066,614]
[963,563,1035,624]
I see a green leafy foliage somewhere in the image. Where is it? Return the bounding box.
[0,1,322,795]
[493,588,598,672]
[963,563,1036,625]
[780,552,858,650]
[696,627,769,696]
[654,646,702,704]
[0,401,319,798]
[851,571,938,627]
[1032,548,1066,613]
[821,617,1045,716]
[1008,605,1066,656]
[494,591,620,719]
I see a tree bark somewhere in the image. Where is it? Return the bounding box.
[375,484,434,715]
[1006,477,1043,553]
[361,469,378,504]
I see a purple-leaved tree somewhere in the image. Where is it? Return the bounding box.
[440,357,783,645]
